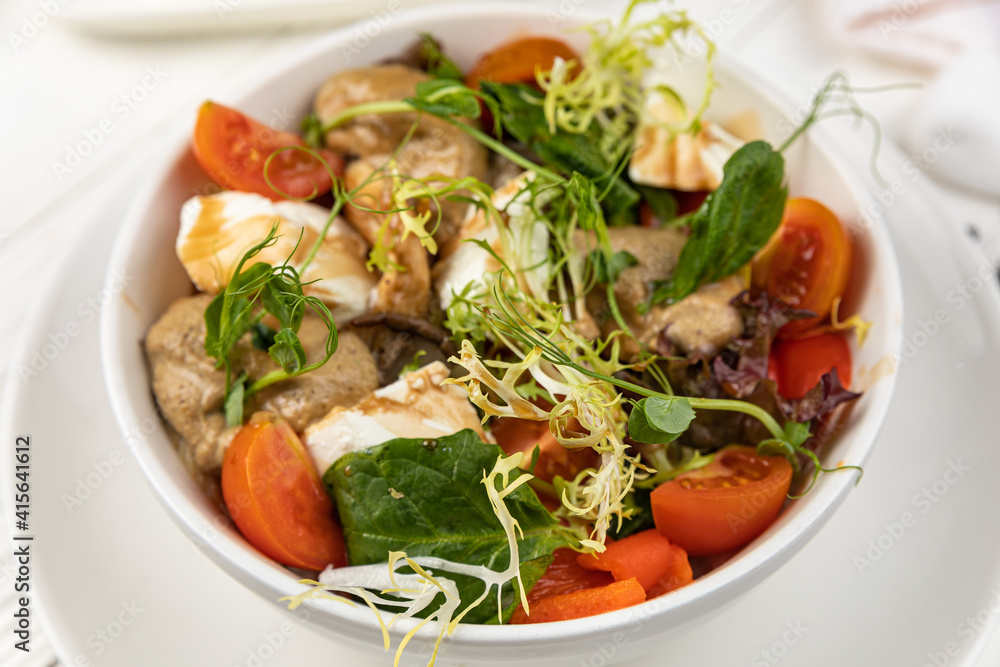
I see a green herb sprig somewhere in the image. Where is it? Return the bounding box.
[203,224,339,426]
[482,281,854,494]
[650,140,787,305]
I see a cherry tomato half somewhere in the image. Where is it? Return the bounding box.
[221,412,348,570]
[769,332,852,400]
[192,101,343,202]
[752,198,853,337]
[651,445,792,556]
[465,36,578,89]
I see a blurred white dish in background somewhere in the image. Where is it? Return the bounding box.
[59,0,461,36]
[903,50,1000,200]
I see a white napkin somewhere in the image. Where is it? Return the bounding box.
[822,0,1000,200]
[903,49,1000,198]
[821,0,1000,69]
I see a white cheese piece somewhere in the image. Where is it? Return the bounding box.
[176,191,377,321]
[433,172,551,311]
[303,361,486,474]
[629,92,745,192]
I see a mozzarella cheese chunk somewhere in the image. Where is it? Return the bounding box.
[433,172,550,310]
[303,361,485,474]
[629,93,744,192]
[177,191,377,321]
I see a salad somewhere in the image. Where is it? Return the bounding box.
[143,1,870,660]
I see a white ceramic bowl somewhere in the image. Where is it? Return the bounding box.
[101,4,903,665]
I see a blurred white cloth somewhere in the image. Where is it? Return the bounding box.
[823,0,1000,201]
[822,0,1000,69]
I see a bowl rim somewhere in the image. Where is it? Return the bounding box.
[100,0,903,647]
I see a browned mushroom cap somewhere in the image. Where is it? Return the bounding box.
[314,64,488,248]
[145,294,378,475]
[343,158,431,318]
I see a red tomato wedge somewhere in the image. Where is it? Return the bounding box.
[577,529,693,596]
[651,446,793,557]
[752,198,853,337]
[491,417,598,483]
[769,332,853,400]
[465,36,578,89]
[192,101,343,202]
[221,412,348,570]
[511,578,646,624]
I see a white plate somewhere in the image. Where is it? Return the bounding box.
[59,0,462,36]
[6,119,1000,665]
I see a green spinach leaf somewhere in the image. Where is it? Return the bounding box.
[325,429,573,624]
[652,141,787,304]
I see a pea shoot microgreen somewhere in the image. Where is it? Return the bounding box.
[202,224,339,427]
